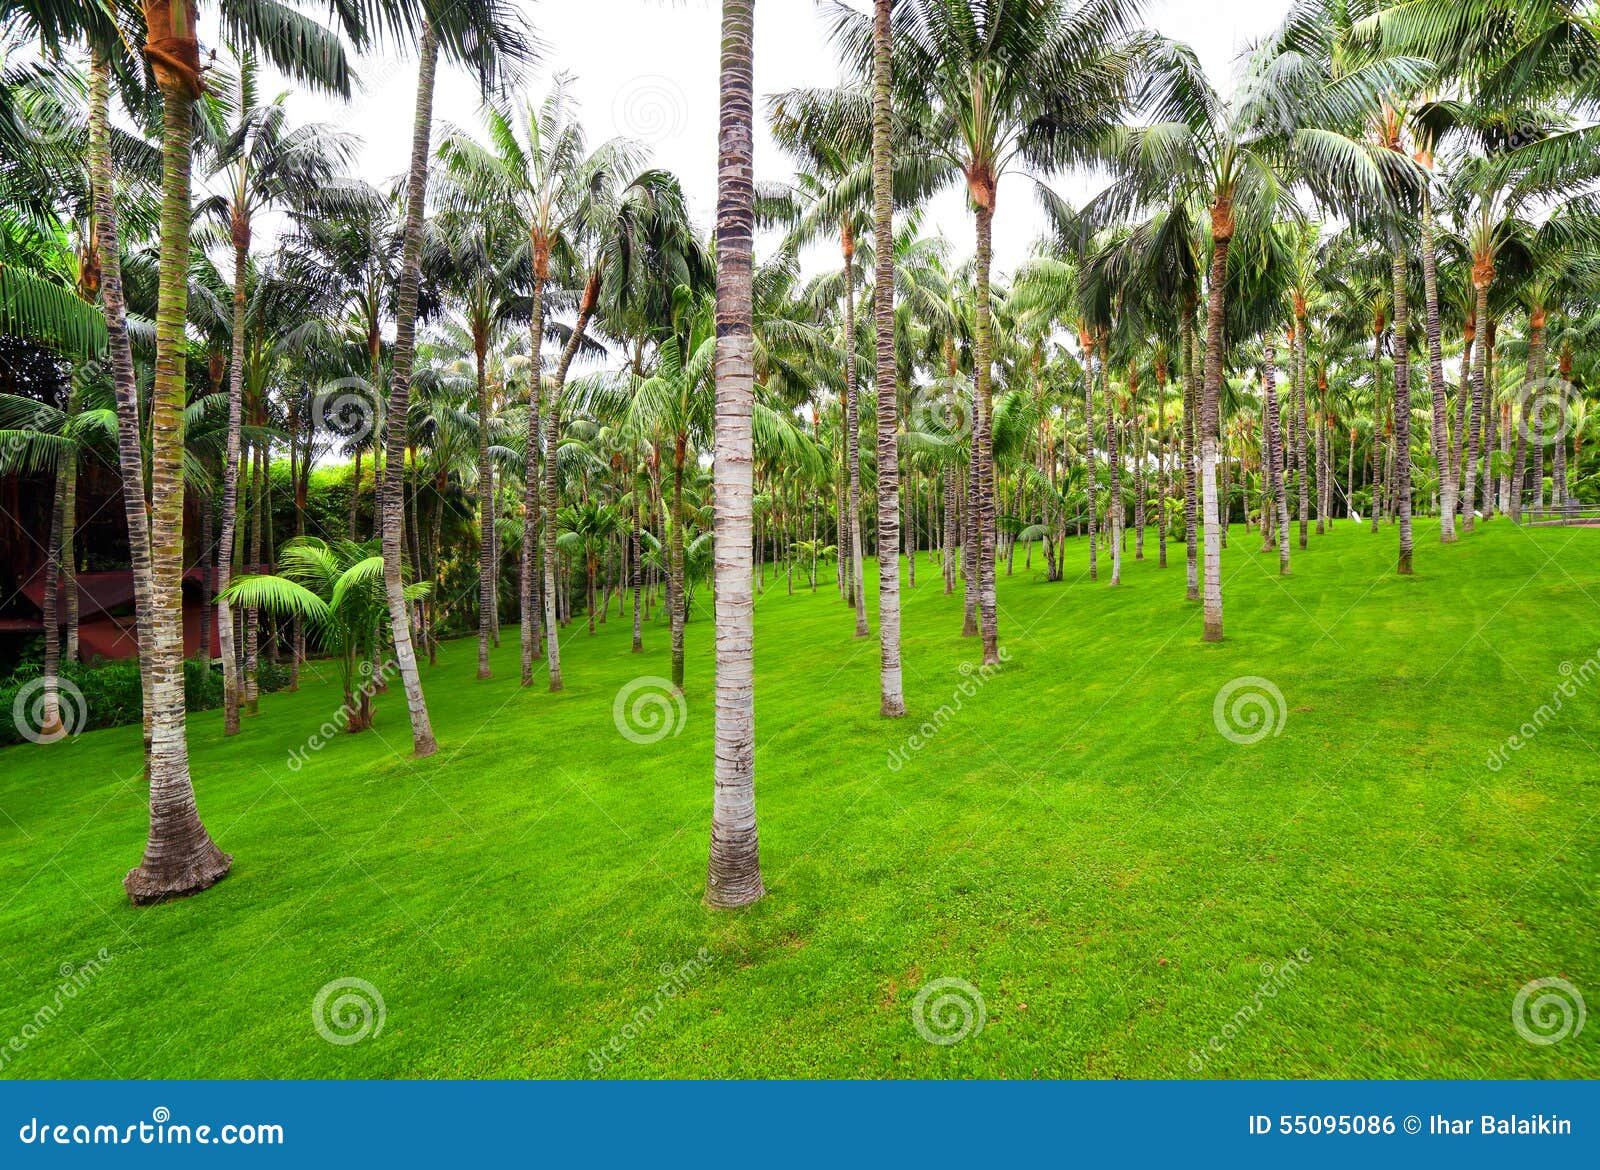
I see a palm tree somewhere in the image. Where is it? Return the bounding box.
[706,0,764,910]
[199,49,357,732]
[223,538,430,732]
[436,76,647,688]
[1092,35,1415,635]
[827,0,1146,665]
[376,3,535,751]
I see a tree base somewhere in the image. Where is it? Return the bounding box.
[124,844,232,906]
[412,735,438,758]
[881,697,906,718]
[1203,620,1223,642]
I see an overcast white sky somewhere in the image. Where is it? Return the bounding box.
[249,0,1288,278]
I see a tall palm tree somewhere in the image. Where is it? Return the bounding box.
[706,0,764,910]
[828,0,1147,665]
[436,76,647,688]
[200,49,357,732]
[377,2,534,749]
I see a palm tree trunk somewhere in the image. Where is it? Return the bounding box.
[1263,344,1291,575]
[1422,195,1455,541]
[89,50,155,754]
[61,379,79,663]
[706,0,764,909]
[1200,218,1230,641]
[842,242,868,638]
[474,342,494,678]
[870,0,903,715]
[1463,277,1489,531]
[972,201,1000,666]
[943,458,957,593]
[378,20,439,756]
[1181,315,1198,601]
[671,439,687,689]
[124,25,231,903]
[1294,316,1309,548]
[1391,247,1414,573]
[215,222,249,734]
[544,275,600,689]
[1512,311,1544,522]
[1104,353,1122,586]
[40,450,65,736]
[245,441,262,712]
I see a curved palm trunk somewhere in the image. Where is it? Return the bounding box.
[379,21,439,756]
[520,281,545,684]
[842,243,868,638]
[1391,247,1414,572]
[971,203,999,666]
[1199,218,1231,641]
[89,51,154,754]
[871,0,903,717]
[125,25,231,903]
[1421,195,1455,541]
[706,0,764,909]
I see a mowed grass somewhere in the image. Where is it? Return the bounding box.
[0,515,1596,1079]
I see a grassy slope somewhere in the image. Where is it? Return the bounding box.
[0,517,1595,1079]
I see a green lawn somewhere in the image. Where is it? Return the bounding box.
[1,516,1596,1078]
